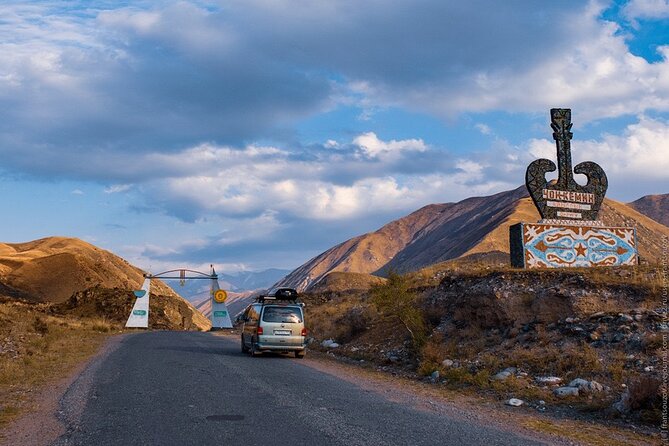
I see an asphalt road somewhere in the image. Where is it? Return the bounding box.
[51,332,547,446]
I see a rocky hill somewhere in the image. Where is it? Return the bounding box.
[277,187,669,291]
[628,193,669,227]
[0,237,209,330]
[302,266,664,427]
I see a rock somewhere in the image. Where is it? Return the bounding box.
[321,339,339,348]
[618,314,634,323]
[568,378,604,393]
[612,333,626,343]
[430,370,440,381]
[589,311,605,320]
[634,314,643,321]
[535,376,562,385]
[554,386,579,397]
[492,367,517,381]
[613,389,632,414]
[588,332,600,341]
[619,325,631,333]
[568,378,589,389]
[644,366,654,372]
[565,317,578,324]
[441,359,454,368]
[538,400,546,406]
[388,355,399,363]
[506,398,524,407]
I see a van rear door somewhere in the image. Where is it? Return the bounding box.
[260,305,304,346]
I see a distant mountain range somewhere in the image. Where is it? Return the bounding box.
[220,268,290,292]
[276,188,669,291]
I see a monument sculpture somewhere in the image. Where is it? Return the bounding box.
[510,108,638,268]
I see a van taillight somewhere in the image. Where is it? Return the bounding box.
[257,327,263,335]
[301,328,307,336]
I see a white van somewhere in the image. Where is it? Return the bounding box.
[240,288,307,358]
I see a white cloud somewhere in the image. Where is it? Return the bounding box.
[71,189,84,195]
[475,123,492,135]
[353,132,427,159]
[104,184,132,194]
[623,0,669,20]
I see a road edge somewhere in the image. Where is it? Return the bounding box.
[0,332,130,446]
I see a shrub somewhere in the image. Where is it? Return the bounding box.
[628,376,661,411]
[370,271,427,350]
[334,306,369,343]
[33,317,48,335]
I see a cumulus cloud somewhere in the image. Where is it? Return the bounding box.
[623,0,669,20]
[2,1,668,271]
[2,0,669,182]
[352,132,427,159]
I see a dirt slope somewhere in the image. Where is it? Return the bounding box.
[0,236,210,330]
[279,187,669,291]
[628,193,669,227]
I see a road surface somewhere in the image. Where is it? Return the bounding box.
[51,332,549,446]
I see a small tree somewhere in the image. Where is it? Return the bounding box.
[370,271,426,349]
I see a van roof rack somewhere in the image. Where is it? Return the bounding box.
[255,287,300,303]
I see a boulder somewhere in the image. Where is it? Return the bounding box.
[567,378,604,393]
[554,386,579,397]
[492,367,517,381]
[535,376,562,385]
[321,339,339,348]
[505,398,524,407]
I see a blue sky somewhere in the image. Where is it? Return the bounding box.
[1,0,668,274]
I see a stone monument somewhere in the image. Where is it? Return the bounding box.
[510,108,638,268]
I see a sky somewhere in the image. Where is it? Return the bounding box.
[1,0,668,275]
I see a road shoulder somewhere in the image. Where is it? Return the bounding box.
[289,346,661,446]
[0,333,129,446]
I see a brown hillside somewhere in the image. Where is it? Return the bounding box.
[277,203,451,290]
[0,236,210,330]
[309,271,386,293]
[380,186,529,273]
[628,193,669,227]
[279,187,669,292]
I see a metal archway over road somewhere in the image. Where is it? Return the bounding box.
[125,265,233,329]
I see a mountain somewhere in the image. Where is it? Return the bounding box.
[0,236,210,330]
[220,268,290,291]
[628,194,669,227]
[277,186,669,291]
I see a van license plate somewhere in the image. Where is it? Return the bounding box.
[274,330,291,336]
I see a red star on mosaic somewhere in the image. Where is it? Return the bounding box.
[574,243,587,257]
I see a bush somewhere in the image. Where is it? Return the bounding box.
[32,317,48,335]
[334,306,369,343]
[370,271,427,350]
[628,376,661,411]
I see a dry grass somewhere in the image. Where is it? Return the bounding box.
[523,419,659,446]
[0,302,113,428]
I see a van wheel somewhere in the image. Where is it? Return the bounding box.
[241,336,249,353]
[295,351,305,359]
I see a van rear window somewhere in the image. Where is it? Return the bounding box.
[262,307,302,323]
